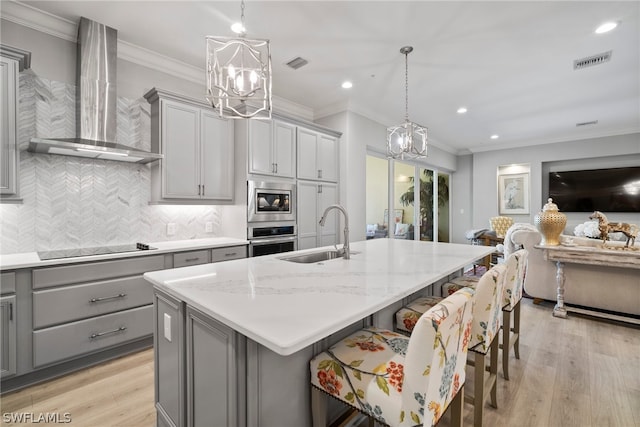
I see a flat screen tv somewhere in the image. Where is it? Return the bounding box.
[549,166,640,212]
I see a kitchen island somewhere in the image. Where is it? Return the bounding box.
[144,239,495,427]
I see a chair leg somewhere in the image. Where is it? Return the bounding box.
[474,351,485,427]
[311,387,328,427]
[450,384,464,427]
[489,335,499,409]
[502,309,511,380]
[513,299,521,360]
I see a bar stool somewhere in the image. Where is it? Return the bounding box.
[395,264,507,427]
[310,288,475,427]
[440,249,528,380]
[500,249,528,380]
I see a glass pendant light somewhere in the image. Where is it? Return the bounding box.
[387,46,428,159]
[206,0,272,119]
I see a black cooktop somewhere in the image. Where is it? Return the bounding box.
[37,243,157,261]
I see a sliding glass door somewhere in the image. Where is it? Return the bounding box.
[366,153,450,242]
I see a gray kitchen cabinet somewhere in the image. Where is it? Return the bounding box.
[173,246,247,268]
[0,55,19,199]
[297,180,338,250]
[297,127,338,183]
[30,255,166,368]
[0,294,17,378]
[32,276,153,329]
[186,306,243,427]
[33,305,152,367]
[146,88,234,204]
[155,289,185,427]
[173,250,209,268]
[210,245,246,262]
[246,119,296,178]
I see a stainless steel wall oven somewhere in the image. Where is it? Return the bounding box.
[248,224,297,257]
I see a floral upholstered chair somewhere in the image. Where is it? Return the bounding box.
[500,249,528,380]
[439,249,528,380]
[310,288,475,427]
[394,264,508,427]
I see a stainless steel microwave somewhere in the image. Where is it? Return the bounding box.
[247,180,296,223]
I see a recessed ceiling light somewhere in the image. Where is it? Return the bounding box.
[595,22,618,34]
[230,22,246,34]
[341,81,353,89]
[457,107,468,114]
[490,134,499,140]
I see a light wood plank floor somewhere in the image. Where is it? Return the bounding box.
[1,298,638,427]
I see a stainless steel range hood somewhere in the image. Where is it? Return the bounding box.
[28,17,162,164]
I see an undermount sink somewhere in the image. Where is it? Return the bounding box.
[279,250,358,264]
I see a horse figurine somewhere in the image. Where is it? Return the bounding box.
[589,211,638,248]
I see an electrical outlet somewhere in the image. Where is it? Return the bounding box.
[167,222,176,236]
[163,313,172,342]
[205,222,214,233]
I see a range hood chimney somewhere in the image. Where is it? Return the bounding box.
[28,17,162,164]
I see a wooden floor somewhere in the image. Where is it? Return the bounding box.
[0,349,155,426]
[1,298,638,427]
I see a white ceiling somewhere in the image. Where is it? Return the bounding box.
[13,1,640,154]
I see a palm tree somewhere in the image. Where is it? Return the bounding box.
[399,170,449,240]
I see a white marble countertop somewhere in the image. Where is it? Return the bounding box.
[145,239,495,356]
[0,237,249,270]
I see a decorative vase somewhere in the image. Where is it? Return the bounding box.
[534,198,567,246]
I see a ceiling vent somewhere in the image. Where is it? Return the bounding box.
[573,51,612,70]
[576,120,598,127]
[286,56,309,70]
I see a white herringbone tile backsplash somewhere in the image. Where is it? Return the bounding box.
[0,72,223,254]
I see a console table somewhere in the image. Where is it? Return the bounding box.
[536,244,640,324]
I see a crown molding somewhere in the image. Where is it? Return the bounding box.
[1,1,76,42]
[467,127,640,154]
[272,96,314,122]
[3,1,316,121]
[118,40,203,85]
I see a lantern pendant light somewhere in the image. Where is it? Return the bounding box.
[206,0,272,119]
[386,46,428,159]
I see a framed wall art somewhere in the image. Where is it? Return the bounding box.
[498,172,529,214]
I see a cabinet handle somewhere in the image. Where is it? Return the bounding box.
[198,184,201,196]
[185,257,200,262]
[318,184,323,194]
[89,293,127,303]
[202,185,205,196]
[275,163,278,174]
[90,326,127,340]
[224,252,237,257]
[9,302,13,321]
[318,169,322,179]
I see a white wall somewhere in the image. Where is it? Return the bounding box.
[471,133,640,233]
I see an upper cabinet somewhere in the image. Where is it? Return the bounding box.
[297,128,338,183]
[247,119,296,179]
[0,56,18,198]
[1,46,30,202]
[145,88,234,204]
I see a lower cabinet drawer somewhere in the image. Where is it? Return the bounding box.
[33,276,153,329]
[211,245,246,262]
[174,250,209,268]
[32,305,152,368]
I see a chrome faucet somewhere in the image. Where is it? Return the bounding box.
[319,204,350,259]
